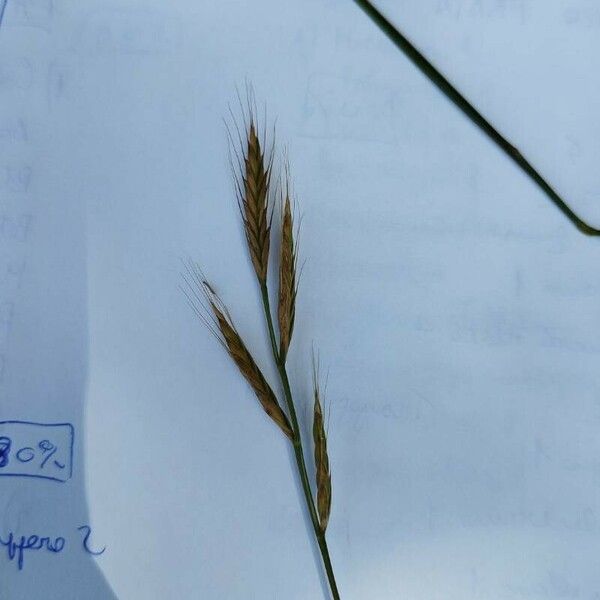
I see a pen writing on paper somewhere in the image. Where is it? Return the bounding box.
[0,421,74,483]
[0,525,106,571]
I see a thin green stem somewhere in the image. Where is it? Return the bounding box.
[352,0,600,236]
[260,283,341,600]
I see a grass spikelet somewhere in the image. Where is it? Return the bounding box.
[312,355,332,532]
[243,122,271,283]
[229,103,273,284]
[206,285,292,440]
[278,182,297,361]
[182,262,292,440]
[187,95,341,597]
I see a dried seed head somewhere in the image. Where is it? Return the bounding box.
[278,190,296,360]
[182,263,292,440]
[232,118,273,284]
[312,359,332,531]
[209,292,292,440]
[213,303,292,438]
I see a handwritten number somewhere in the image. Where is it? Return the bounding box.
[0,438,60,469]
[0,437,11,468]
[77,526,106,556]
[0,423,73,482]
[17,447,35,462]
[16,447,34,463]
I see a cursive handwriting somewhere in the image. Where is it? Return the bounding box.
[0,532,64,571]
[0,525,105,570]
[77,525,106,556]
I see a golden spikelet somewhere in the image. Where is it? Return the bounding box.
[186,97,342,595]
[182,265,292,440]
[235,120,272,284]
[278,190,296,360]
[208,289,292,440]
[312,360,332,532]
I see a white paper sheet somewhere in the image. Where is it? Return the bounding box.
[1,1,599,598]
